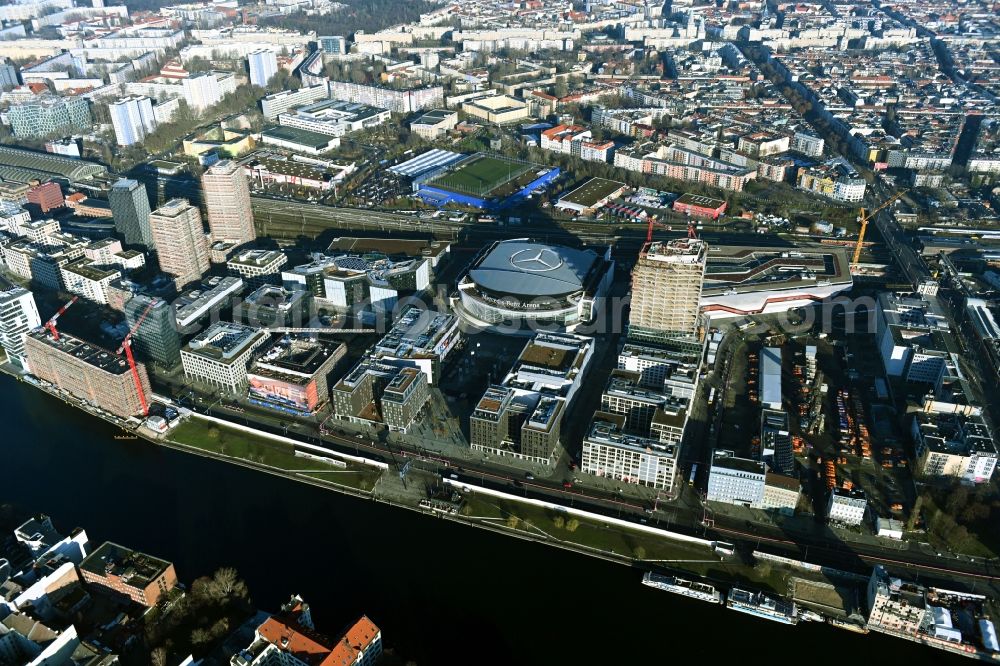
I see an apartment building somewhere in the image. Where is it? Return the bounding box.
[911,411,997,485]
[828,487,867,526]
[79,541,177,607]
[380,367,429,433]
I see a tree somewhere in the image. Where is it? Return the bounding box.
[553,516,565,529]
[633,546,647,560]
[191,628,211,646]
[212,567,240,596]
[505,514,520,529]
[565,518,580,532]
[150,647,167,666]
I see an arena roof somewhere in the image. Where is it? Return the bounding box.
[469,240,600,298]
[0,146,106,183]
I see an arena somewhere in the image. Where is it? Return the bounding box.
[455,239,614,331]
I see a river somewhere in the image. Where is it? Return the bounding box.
[0,374,966,665]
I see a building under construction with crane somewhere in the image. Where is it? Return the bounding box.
[23,329,152,419]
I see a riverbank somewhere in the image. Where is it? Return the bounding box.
[3,365,995,662]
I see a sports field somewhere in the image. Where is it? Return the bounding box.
[430,154,532,196]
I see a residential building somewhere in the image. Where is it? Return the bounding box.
[108,178,154,249]
[7,95,91,139]
[110,96,156,146]
[247,336,344,416]
[0,286,40,370]
[828,487,867,525]
[581,412,678,492]
[797,159,866,203]
[182,72,235,111]
[911,410,997,484]
[248,49,277,88]
[149,198,211,290]
[59,258,120,304]
[328,81,443,114]
[24,330,151,418]
[470,385,513,452]
[380,367,429,433]
[202,160,255,246]
[628,238,708,346]
[181,321,268,394]
[867,565,927,635]
[260,85,328,119]
[540,124,613,162]
[124,294,181,369]
[762,473,800,514]
[707,450,766,507]
[79,541,176,607]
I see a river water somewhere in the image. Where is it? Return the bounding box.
[0,374,964,665]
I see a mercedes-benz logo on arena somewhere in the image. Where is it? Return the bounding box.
[509,247,564,272]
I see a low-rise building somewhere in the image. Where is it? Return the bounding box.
[79,541,177,607]
[672,193,727,219]
[410,108,459,140]
[827,487,867,525]
[461,94,529,124]
[867,565,927,635]
[181,322,268,394]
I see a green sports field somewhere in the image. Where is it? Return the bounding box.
[430,154,532,196]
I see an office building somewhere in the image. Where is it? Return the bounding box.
[319,35,347,54]
[828,487,867,525]
[260,84,328,120]
[25,182,63,214]
[24,330,152,418]
[247,49,277,88]
[202,160,255,246]
[876,292,950,387]
[0,286,40,370]
[762,473,800,514]
[410,109,458,140]
[247,336,345,416]
[124,295,181,369]
[181,321,268,394]
[226,249,288,289]
[369,306,461,384]
[110,96,156,146]
[628,238,708,345]
[581,412,678,492]
[59,258,121,304]
[149,198,210,290]
[79,542,177,607]
[108,178,154,249]
[174,276,244,330]
[470,385,514,452]
[236,284,311,328]
[707,450,766,507]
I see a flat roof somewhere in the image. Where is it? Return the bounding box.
[262,125,338,150]
[558,177,626,208]
[80,541,171,589]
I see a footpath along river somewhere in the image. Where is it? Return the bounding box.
[0,374,966,665]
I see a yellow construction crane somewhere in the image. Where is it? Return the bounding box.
[852,190,907,267]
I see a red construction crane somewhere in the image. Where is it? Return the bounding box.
[116,299,157,417]
[645,217,698,244]
[43,296,79,341]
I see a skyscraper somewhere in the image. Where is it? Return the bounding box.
[149,198,210,290]
[202,160,255,246]
[247,49,277,88]
[109,178,154,249]
[109,96,156,146]
[0,286,41,370]
[124,294,181,369]
[628,238,708,345]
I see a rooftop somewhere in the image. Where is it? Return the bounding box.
[79,541,172,590]
[184,321,264,363]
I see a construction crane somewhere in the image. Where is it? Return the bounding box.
[116,298,157,417]
[43,296,79,341]
[645,216,698,244]
[851,190,907,267]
